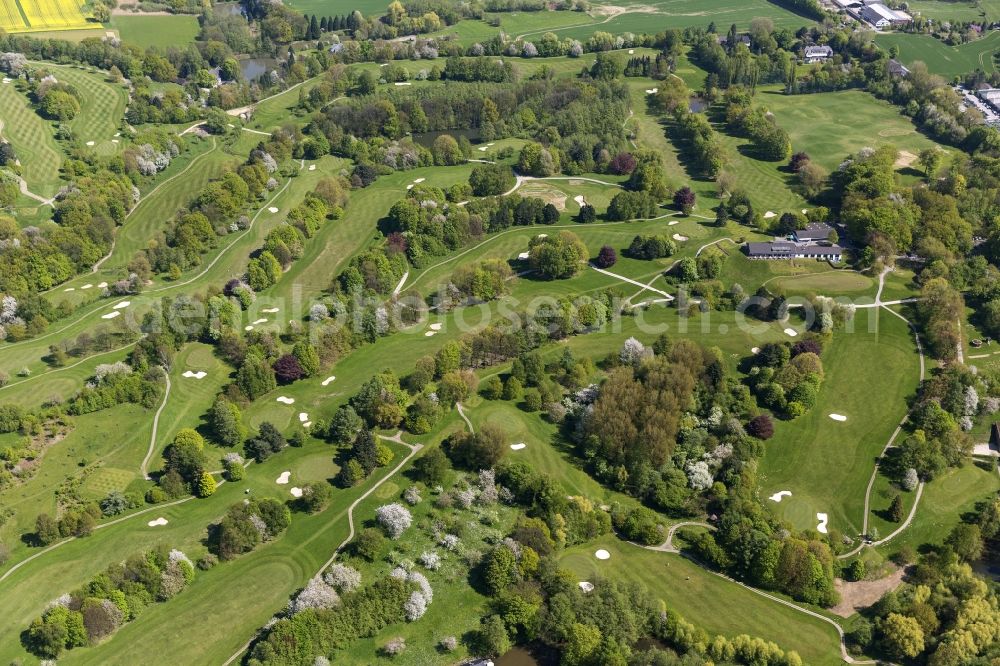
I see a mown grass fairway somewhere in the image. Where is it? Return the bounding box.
[875,31,1000,78]
[761,308,922,538]
[110,14,200,49]
[560,542,845,666]
[0,80,62,198]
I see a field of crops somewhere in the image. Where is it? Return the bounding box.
[0,0,91,32]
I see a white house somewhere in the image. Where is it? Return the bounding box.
[803,45,834,63]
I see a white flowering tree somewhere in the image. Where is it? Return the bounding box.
[375,503,412,539]
[619,336,646,366]
[288,577,341,615]
[323,563,362,593]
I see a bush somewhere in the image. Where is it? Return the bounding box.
[375,503,412,539]
[747,414,774,440]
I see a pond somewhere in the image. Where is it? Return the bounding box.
[495,643,558,666]
[410,128,482,148]
[239,57,280,82]
[689,96,709,113]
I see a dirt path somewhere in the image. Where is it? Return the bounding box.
[456,402,474,433]
[831,566,906,618]
[647,521,713,552]
[141,369,171,480]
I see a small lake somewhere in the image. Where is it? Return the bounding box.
[495,643,558,666]
[239,57,280,81]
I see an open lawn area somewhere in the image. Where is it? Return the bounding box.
[0,79,62,198]
[760,307,922,538]
[874,31,1000,78]
[110,14,200,49]
[560,542,846,666]
[905,0,1000,21]
[761,88,948,173]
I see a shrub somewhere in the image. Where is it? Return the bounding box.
[747,414,774,440]
[376,503,412,539]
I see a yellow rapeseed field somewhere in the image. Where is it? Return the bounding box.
[0,0,91,32]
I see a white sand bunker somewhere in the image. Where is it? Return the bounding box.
[578,581,595,593]
[478,146,488,152]
[829,413,847,422]
[783,328,798,337]
[303,421,312,428]
[667,220,679,226]
[413,178,425,184]
[147,517,168,527]
[81,283,92,289]
[102,311,120,319]
[430,323,442,331]
[308,164,316,171]
[816,513,829,534]
[252,318,267,325]
[86,141,95,146]
[672,233,689,241]
[298,412,309,423]
[321,376,336,386]
[424,331,436,337]
[63,287,75,292]
[574,195,586,206]
[276,396,295,404]
[113,301,130,309]
[644,88,658,94]
[628,49,635,54]
[97,282,107,288]
[763,211,776,219]
[751,347,760,354]
[261,307,279,313]
[112,139,119,144]
[268,207,279,213]
[406,184,414,190]
[394,82,412,86]
[801,209,809,215]
[182,370,207,379]
[290,487,303,498]
[510,443,526,451]
[769,490,792,502]
[244,325,254,331]
[517,252,530,260]
[595,549,611,560]
[276,471,291,484]
[536,233,548,238]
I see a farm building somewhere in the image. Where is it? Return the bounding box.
[803,45,834,63]
[977,88,1000,112]
[888,59,911,78]
[832,0,862,9]
[860,3,912,28]
[746,241,844,261]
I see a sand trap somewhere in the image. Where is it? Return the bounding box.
[394,82,412,86]
[487,143,495,147]
[769,490,792,502]
[321,376,336,386]
[298,412,309,423]
[829,413,847,422]
[64,287,75,292]
[816,513,829,534]
[290,487,303,498]
[801,209,809,214]
[672,233,688,241]
[268,207,279,213]
[477,146,488,152]
[244,325,254,331]
[182,370,207,379]
[261,307,279,313]
[429,323,442,331]
[276,471,291,484]
[510,443,526,451]
[308,164,316,171]
[303,421,312,428]
[276,396,295,404]
[86,141,95,146]
[102,311,121,319]
[406,184,414,189]
[751,347,760,354]
[81,283,92,289]
[413,178,425,184]
[379,63,389,67]
[147,517,168,527]
[112,139,119,144]
[574,195,586,206]
[783,328,798,337]
[424,331,436,337]
[628,49,635,54]
[536,233,548,239]
[252,318,267,325]
[517,251,530,260]
[644,88,658,94]
[97,282,107,288]
[578,581,595,592]
[763,211,776,219]
[1,78,9,84]
[594,549,611,560]
[113,301,130,309]
[667,220,679,226]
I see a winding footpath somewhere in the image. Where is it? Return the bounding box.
[220,434,423,666]
[140,369,171,480]
[456,402,475,433]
